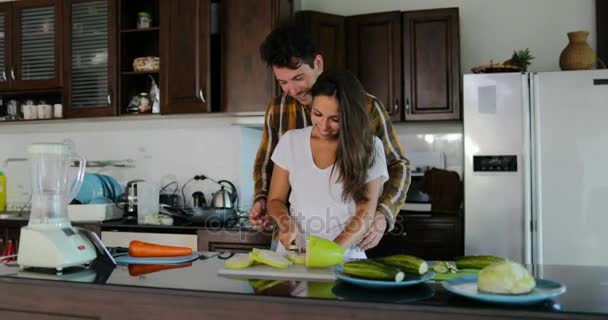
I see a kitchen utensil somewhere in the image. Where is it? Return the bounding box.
[211,180,238,209]
[191,191,206,208]
[17,142,97,270]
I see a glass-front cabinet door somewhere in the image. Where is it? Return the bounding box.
[64,0,116,117]
[0,4,12,90]
[12,0,60,90]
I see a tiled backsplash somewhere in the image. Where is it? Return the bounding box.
[0,117,463,212]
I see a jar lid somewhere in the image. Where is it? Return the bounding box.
[138,12,151,17]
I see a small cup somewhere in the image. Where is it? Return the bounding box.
[53,104,63,118]
[23,104,37,120]
[38,104,52,119]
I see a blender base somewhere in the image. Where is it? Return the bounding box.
[17,225,97,270]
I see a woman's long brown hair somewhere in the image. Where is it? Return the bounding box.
[310,69,375,204]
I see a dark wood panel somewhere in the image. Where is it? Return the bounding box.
[63,0,117,118]
[296,11,345,69]
[0,3,12,90]
[346,11,401,122]
[598,0,608,67]
[160,0,210,114]
[221,0,292,113]
[403,8,460,121]
[366,212,463,260]
[12,0,62,90]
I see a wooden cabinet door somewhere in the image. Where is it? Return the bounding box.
[346,11,401,122]
[296,10,345,69]
[160,0,210,114]
[0,4,12,90]
[12,0,62,90]
[63,0,117,118]
[403,8,460,120]
[221,0,292,113]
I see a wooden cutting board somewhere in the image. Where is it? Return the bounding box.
[217,254,336,282]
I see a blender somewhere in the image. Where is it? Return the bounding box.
[17,143,97,271]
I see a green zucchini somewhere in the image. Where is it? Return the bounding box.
[343,260,405,282]
[375,254,429,275]
[454,255,506,269]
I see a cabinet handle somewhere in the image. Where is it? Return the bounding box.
[405,98,410,113]
[107,94,112,106]
[1,71,5,81]
[199,89,206,103]
[10,68,15,80]
[393,98,399,115]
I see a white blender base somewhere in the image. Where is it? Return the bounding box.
[17,225,97,271]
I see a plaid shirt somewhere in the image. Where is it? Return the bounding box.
[253,93,411,231]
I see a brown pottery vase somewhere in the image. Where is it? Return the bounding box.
[559,31,596,70]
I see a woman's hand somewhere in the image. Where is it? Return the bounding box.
[277,219,298,249]
[357,211,387,250]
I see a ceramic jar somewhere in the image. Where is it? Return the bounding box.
[559,31,596,70]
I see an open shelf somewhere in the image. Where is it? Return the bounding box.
[118,0,160,115]
[122,71,159,76]
[121,27,160,33]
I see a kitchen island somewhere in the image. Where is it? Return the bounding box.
[0,255,606,319]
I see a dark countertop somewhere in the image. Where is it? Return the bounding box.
[0,255,606,319]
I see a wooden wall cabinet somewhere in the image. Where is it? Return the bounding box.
[296,10,346,69]
[63,0,117,118]
[345,8,461,122]
[0,0,62,91]
[346,11,402,122]
[402,8,460,120]
[160,0,210,114]
[221,0,292,113]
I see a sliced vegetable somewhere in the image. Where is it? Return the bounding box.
[224,254,255,269]
[128,240,192,257]
[343,260,405,282]
[249,248,291,269]
[432,262,449,274]
[454,255,506,270]
[286,252,306,265]
[477,261,536,294]
[375,254,428,275]
[128,262,192,276]
[432,261,458,274]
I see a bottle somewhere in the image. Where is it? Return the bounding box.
[0,170,6,212]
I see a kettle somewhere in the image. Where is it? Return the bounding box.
[211,180,238,209]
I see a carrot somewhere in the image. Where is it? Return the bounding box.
[128,262,193,276]
[128,240,193,257]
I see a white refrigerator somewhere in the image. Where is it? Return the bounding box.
[464,70,608,266]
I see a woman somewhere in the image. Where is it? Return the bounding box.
[267,69,388,260]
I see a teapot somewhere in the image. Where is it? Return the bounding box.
[211,180,238,209]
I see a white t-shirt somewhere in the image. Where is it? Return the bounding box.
[271,126,389,260]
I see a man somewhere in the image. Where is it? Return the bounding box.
[249,25,411,250]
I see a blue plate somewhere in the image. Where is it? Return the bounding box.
[442,276,566,305]
[335,265,435,289]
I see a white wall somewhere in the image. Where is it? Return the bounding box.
[301,0,597,73]
[0,116,261,212]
